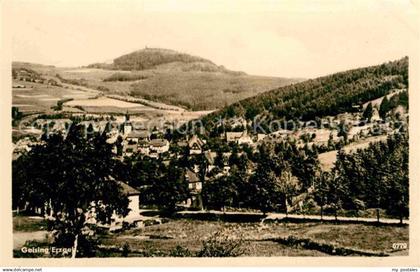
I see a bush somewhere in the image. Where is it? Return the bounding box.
[121,242,130,257]
[196,229,245,257]
[169,245,193,257]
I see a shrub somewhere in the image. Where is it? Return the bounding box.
[196,228,245,257]
[169,245,193,257]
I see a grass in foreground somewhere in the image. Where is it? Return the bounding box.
[13,215,48,232]
[12,216,408,257]
[99,219,408,257]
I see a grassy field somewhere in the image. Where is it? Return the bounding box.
[128,71,300,110]
[59,67,300,110]
[12,215,408,257]
[12,77,213,131]
[14,62,301,111]
[12,81,97,113]
[13,215,48,232]
[318,135,389,171]
[99,219,408,257]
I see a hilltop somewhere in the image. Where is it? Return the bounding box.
[87,47,242,74]
[12,47,245,75]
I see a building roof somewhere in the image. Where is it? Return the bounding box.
[177,140,188,147]
[106,176,140,196]
[138,140,150,147]
[226,132,244,138]
[185,169,199,183]
[188,135,204,148]
[116,180,141,196]
[204,151,216,165]
[150,139,168,147]
[127,130,150,139]
[226,131,248,142]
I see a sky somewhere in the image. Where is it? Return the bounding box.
[4,0,419,78]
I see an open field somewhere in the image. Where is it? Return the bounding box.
[65,97,150,109]
[14,62,301,111]
[59,67,302,110]
[93,218,410,257]
[127,71,301,110]
[362,89,406,109]
[12,78,213,129]
[318,135,389,171]
[12,80,98,113]
[13,215,408,257]
[63,96,213,124]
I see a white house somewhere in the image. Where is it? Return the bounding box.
[114,180,141,223]
[39,178,142,231]
[188,135,205,155]
[86,179,142,231]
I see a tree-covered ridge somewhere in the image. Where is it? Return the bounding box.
[203,57,408,129]
[112,47,216,71]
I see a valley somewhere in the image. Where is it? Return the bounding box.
[11,55,409,258]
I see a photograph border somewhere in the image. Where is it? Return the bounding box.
[1,0,419,267]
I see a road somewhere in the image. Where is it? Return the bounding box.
[178,210,408,225]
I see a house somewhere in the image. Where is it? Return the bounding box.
[204,151,217,173]
[123,142,138,157]
[122,130,153,157]
[113,180,141,223]
[185,169,203,209]
[203,151,233,177]
[149,139,170,154]
[226,132,243,143]
[85,179,142,231]
[137,130,151,142]
[226,131,253,145]
[226,117,247,129]
[272,129,293,138]
[237,133,253,145]
[37,177,142,230]
[188,135,205,154]
[177,140,188,148]
[105,129,120,145]
[13,137,45,160]
[138,140,150,155]
[126,130,150,144]
[186,169,202,192]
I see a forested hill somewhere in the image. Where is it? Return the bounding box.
[88,47,243,74]
[200,57,408,130]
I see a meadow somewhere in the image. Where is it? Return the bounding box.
[13,215,408,257]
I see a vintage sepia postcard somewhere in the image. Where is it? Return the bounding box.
[0,0,419,268]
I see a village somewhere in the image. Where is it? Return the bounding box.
[9,57,410,258]
[12,87,408,231]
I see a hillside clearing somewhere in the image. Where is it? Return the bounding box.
[318,135,389,171]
